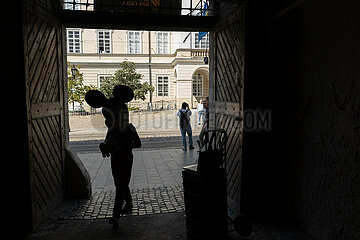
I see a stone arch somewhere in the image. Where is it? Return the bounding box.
[191,67,209,108]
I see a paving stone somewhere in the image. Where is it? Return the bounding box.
[52,185,185,220]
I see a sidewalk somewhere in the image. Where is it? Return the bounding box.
[49,146,198,222]
[80,148,198,191]
[69,109,204,140]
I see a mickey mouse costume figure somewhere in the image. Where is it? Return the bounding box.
[85,85,141,226]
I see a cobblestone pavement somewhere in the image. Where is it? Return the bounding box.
[51,186,184,220]
[54,147,198,220]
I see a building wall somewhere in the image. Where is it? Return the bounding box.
[67,29,209,109]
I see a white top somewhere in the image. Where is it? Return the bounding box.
[197,103,204,112]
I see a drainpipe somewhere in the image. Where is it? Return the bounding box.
[148,31,153,111]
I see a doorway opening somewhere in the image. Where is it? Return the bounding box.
[65,26,210,219]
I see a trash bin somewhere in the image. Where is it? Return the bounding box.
[182,165,227,240]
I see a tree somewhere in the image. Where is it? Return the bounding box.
[67,63,96,111]
[100,61,154,100]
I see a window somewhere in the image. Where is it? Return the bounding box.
[157,32,169,54]
[128,31,141,54]
[97,30,111,54]
[195,33,209,49]
[193,74,203,96]
[67,29,81,53]
[157,76,169,97]
[98,75,111,88]
[64,0,80,10]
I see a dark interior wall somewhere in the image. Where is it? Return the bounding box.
[2,0,33,238]
[242,0,360,239]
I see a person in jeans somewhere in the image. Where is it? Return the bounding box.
[177,102,194,151]
[197,100,204,125]
[198,97,209,149]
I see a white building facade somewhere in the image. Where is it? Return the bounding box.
[67,28,210,110]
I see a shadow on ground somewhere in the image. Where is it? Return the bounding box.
[28,213,186,240]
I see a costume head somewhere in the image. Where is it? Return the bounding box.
[85,85,134,132]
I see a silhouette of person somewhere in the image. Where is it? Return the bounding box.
[177,102,194,151]
[85,85,141,226]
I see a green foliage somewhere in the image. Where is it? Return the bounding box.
[128,106,140,111]
[100,61,154,101]
[67,63,96,109]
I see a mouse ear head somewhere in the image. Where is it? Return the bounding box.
[113,85,134,103]
[85,90,106,108]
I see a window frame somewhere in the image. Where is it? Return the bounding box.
[194,33,209,49]
[127,31,142,54]
[192,74,203,97]
[97,74,112,88]
[67,29,82,53]
[64,0,80,10]
[157,32,170,54]
[157,75,169,97]
[97,30,112,54]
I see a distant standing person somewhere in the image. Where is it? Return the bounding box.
[197,100,204,125]
[198,97,209,148]
[177,102,194,151]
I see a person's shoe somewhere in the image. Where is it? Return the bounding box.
[108,216,119,226]
[121,203,133,214]
[183,147,187,151]
[189,145,194,150]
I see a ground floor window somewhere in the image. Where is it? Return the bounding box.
[157,76,169,97]
[192,74,203,96]
[98,74,111,88]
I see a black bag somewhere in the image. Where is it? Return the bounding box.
[179,110,190,129]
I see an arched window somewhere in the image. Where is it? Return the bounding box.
[193,74,203,96]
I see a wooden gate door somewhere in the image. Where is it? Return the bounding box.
[22,0,66,229]
[210,9,245,217]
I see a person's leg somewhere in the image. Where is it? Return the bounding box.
[122,155,133,212]
[124,186,132,205]
[113,185,125,218]
[180,127,187,149]
[198,127,205,148]
[198,111,202,124]
[187,125,193,148]
[110,152,130,223]
[122,185,133,213]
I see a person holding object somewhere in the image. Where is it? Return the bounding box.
[177,102,194,151]
[197,100,204,125]
[85,85,141,227]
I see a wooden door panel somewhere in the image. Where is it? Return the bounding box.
[22,0,65,228]
[212,13,245,217]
